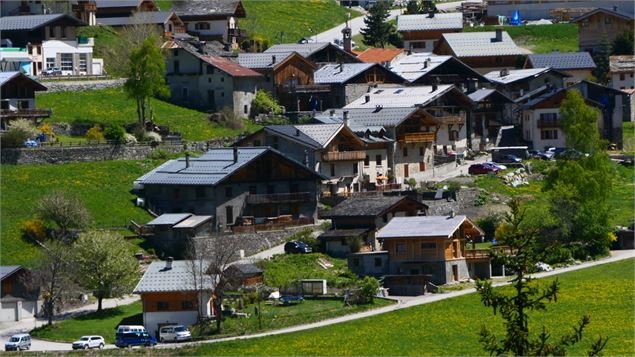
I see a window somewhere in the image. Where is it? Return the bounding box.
[364,155,370,166]
[419,147,424,156]
[46,58,55,69]
[174,60,180,74]
[382,214,388,223]
[265,75,270,82]
[402,147,408,157]
[272,136,278,149]
[196,187,205,198]
[79,53,87,72]
[244,105,248,114]
[330,163,335,177]
[374,257,382,267]
[182,87,188,100]
[60,26,67,38]
[157,302,169,311]
[221,92,225,97]
[248,185,257,194]
[620,73,625,81]
[207,65,214,74]
[495,57,503,65]
[353,163,358,174]
[60,53,73,71]
[540,129,558,140]
[225,186,233,197]
[449,130,459,141]
[225,206,234,225]
[195,22,210,30]
[410,41,425,49]
[341,238,348,246]
[375,154,382,166]
[539,112,558,121]
[181,301,193,310]
[221,77,224,82]
[421,242,436,250]
[173,49,179,56]
[290,183,299,193]
[396,242,406,254]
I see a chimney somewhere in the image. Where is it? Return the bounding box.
[185,152,190,168]
[375,104,383,111]
[233,146,238,163]
[428,9,434,18]
[467,79,477,92]
[165,257,173,270]
[613,5,618,11]
[500,68,508,77]
[364,94,370,103]
[343,110,349,127]
[449,210,455,218]
[424,58,431,69]
[431,82,438,92]
[338,63,344,73]
[295,128,301,136]
[493,29,503,42]
[271,55,276,64]
[330,109,335,116]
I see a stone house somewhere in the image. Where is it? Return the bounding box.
[571,7,634,54]
[397,12,463,53]
[0,72,49,130]
[0,266,41,322]
[467,88,514,149]
[171,0,246,46]
[524,52,596,86]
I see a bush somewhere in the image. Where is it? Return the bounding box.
[358,276,380,304]
[22,219,46,241]
[38,123,54,137]
[148,148,169,160]
[476,214,502,241]
[132,125,146,141]
[1,119,39,147]
[124,133,137,144]
[85,125,104,140]
[144,131,162,143]
[251,90,282,115]
[103,125,126,142]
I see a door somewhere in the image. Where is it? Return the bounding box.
[452,264,458,282]
[207,90,216,111]
[403,164,409,178]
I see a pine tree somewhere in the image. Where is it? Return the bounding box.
[360,2,392,48]
[405,0,419,14]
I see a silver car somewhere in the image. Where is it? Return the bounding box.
[5,334,31,351]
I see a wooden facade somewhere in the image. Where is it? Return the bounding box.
[141,292,200,313]
[385,236,466,262]
[575,10,634,53]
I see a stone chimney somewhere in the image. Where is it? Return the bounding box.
[364,94,371,103]
[330,109,336,116]
[271,55,276,64]
[493,29,503,43]
[233,146,238,162]
[431,82,438,92]
[185,152,190,168]
[500,68,509,77]
[343,110,349,127]
[165,257,173,270]
[449,210,455,218]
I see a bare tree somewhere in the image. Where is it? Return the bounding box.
[36,191,92,242]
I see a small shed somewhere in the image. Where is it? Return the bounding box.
[225,263,264,288]
[317,228,369,258]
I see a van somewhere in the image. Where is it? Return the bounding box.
[116,325,146,334]
[5,334,31,351]
[159,325,192,343]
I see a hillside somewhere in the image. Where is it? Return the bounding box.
[464,23,579,53]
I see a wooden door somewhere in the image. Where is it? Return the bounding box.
[452,264,458,282]
[404,164,409,178]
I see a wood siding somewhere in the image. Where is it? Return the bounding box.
[142,292,199,313]
[402,28,461,41]
[386,236,466,262]
[578,12,634,51]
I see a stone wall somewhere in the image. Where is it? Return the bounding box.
[42,79,126,93]
[423,188,481,216]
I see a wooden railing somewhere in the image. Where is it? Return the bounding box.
[246,192,313,204]
[465,245,515,260]
[0,109,51,119]
[398,132,435,143]
[321,150,366,161]
[537,119,562,128]
[279,83,331,93]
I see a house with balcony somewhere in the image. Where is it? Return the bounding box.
[164,39,263,118]
[171,0,246,47]
[0,13,100,76]
[397,12,463,53]
[389,52,490,87]
[234,123,366,195]
[264,42,360,66]
[468,88,514,149]
[524,52,596,86]
[96,11,186,37]
[0,72,50,130]
[134,147,325,231]
[571,7,634,54]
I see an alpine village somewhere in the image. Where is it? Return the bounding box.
[0,0,633,355]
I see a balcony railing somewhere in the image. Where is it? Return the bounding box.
[0,109,52,119]
[279,83,331,94]
[537,119,562,128]
[430,115,465,125]
[321,150,366,161]
[398,132,435,143]
[246,192,313,204]
[231,217,315,233]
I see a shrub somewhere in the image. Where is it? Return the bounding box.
[358,276,380,304]
[144,131,162,143]
[148,148,169,160]
[251,90,282,115]
[124,133,137,144]
[85,125,104,140]
[2,119,39,147]
[476,214,502,241]
[406,178,417,189]
[262,116,290,125]
[22,219,46,241]
[38,123,54,137]
[132,125,146,141]
[104,125,126,142]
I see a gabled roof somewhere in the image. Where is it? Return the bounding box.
[468,88,514,103]
[96,11,180,26]
[397,12,463,32]
[203,56,263,77]
[133,260,217,293]
[264,42,359,62]
[377,215,483,239]
[389,52,488,83]
[571,7,634,23]
[485,67,568,85]
[227,263,263,275]
[522,86,604,110]
[0,14,85,31]
[322,196,427,218]
[236,52,298,70]
[314,63,405,84]
[173,215,214,228]
[0,72,47,91]
[264,124,355,149]
[609,55,635,74]
[526,52,596,70]
[0,266,23,281]
[146,213,192,226]
[438,31,530,57]
[134,147,325,186]
[344,84,463,109]
[314,107,418,128]
[172,0,245,17]
[357,48,404,64]
[94,0,143,8]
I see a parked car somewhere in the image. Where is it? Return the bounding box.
[468,163,499,175]
[555,149,588,160]
[497,154,522,163]
[529,150,553,160]
[116,325,146,334]
[5,334,31,351]
[115,332,156,348]
[159,325,191,343]
[485,162,507,170]
[284,240,312,254]
[546,147,566,155]
[42,67,62,76]
[72,336,105,350]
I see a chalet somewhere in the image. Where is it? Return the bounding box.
[164,40,263,117]
[467,88,514,149]
[96,11,186,37]
[264,42,360,65]
[133,259,216,337]
[234,124,366,195]
[224,263,264,288]
[609,56,634,121]
[320,195,427,257]
[0,266,40,322]
[313,63,406,108]
[571,7,635,54]
[0,72,50,130]
[134,147,325,231]
[389,52,489,86]
[484,67,569,100]
[171,0,246,46]
[524,52,596,86]
[376,215,484,294]
[357,48,405,67]
[237,52,325,112]
[93,0,158,18]
[144,213,213,257]
[0,14,99,76]
[397,12,463,53]
[433,30,530,74]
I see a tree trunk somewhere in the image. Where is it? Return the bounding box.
[46,299,53,325]
[136,97,142,125]
[215,298,222,333]
[97,296,103,312]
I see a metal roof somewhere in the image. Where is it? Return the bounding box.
[202,56,262,77]
[173,215,213,229]
[609,55,635,73]
[527,52,596,70]
[322,196,425,218]
[484,68,555,85]
[264,43,330,58]
[264,124,344,149]
[468,88,513,103]
[314,63,375,84]
[571,7,634,23]
[397,12,463,32]
[344,84,455,108]
[376,215,468,238]
[96,11,176,26]
[0,14,84,31]
[133,260,217,293]
[146,213,192,226]
[94,0,142,8]
[0,266,22,281]
[440,31,530,58]
[390,53,452,82]
[0,71,47,90]
[228,263,263,275]
[236,52,295,69]
[314,107,418,128]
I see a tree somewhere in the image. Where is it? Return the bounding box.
[37,191,92,241]
[124,36,169,126]
[73,231,139,312]
[591,37,612,84]
[475,201,608,356]
[360,2,392,48]
[611,29,634,55]
[559,89,602,153]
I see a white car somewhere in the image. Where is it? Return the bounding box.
[72,335,105,350]
[159,325,192,343]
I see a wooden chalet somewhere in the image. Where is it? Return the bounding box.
[0,72,49,131]
[468,88,514,149]
[572,7,634,54]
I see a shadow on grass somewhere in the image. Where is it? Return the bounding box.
[74,306,125,321]
[116,313,143,328]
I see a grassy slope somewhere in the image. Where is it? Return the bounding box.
[36,88,261,141]
[260,253,358,289]
[179,259,635,356]
[242,0,360,44]
[464,23,578,53]
[0,161,157,267]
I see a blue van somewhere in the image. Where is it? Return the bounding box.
[115,332,157,348]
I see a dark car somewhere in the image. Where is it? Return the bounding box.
[115,332,157,348]
[468,163,499,175]
[529,150,553,160]
[497,154,522,163]
[284,240,312,254]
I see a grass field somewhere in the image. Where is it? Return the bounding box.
[36,88,261,141]
[0,161,157,267]
[464,23,578,53]
[260,253,358,289]
[168,259,634,356]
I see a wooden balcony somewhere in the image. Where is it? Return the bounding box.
[321,150,366,161]
[398,132,435,143]
[537,119,562,128]
[432,115,465,125]
[0,109,51,119]
[246,192,313,204]
[279,83,331,94]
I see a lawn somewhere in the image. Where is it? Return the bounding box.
[0,161,157,267]
[464,23,578,53]
[36,88,261,141]
[173,259,635,356]
[31,301,142,344]
[259,253,359,289]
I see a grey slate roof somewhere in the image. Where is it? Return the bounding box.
[485,68,558,85]
[265,124,344,149]
[314,107,418,128]
[171,0,243,16]
[344,84,457,108]
[236,52,295,69]
[440,31,530,57]
[314,63,375,84]
[397,12,463,32]
[228,263,263,275]
[133,260,217,293]
[376,215,468,238]
[264,42,330,58]
[526,52,596,70]
[146,213,192,226]
[96,11,176,26]
[468,88,513,103]
[322,196,425,218]
[0,266,22,281]
[0,14,83,31]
